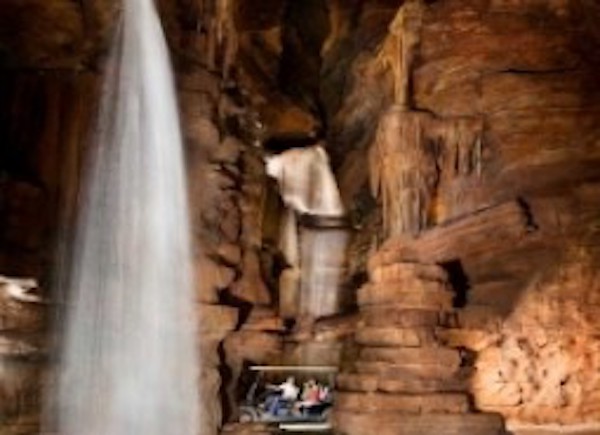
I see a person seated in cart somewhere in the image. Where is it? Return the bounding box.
[264,376,300,416]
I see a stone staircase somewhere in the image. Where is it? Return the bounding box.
[333,261,506,435]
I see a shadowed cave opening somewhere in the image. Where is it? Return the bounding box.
[441,259,471,309]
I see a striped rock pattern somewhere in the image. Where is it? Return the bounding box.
[334,260,506,435]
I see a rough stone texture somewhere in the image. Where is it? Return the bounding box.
[369,200,535,269]
[0,298,46,428]
[337,391,470,414]
[220,422,274,435]
[337,373,468,394]
[334,412,506,435]
[335,259,505,434]
[0,1,118,69]
[0,71,97,432]
[0,73,98,280]
[223,329,283,421]
[465,250,600,425]
[328,0,600,429]
[0,2,281,433]
[283,314,359,368]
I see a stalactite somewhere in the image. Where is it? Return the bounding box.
[215,0,238,81]
[206,18,217,70]
[200,0,237,79]
[369,0,489,238]
[369,107,437,238]
[431,118,484,178]
[370,108,484,238]
[376,0,424,108]
[370,0,431,238]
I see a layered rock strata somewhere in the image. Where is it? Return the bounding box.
[334,260,505,435]
[327,0,600,429]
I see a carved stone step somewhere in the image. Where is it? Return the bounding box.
[337,373,468,394]
[336,391,470,414]
[356,327,436,347]
[359,346,461,366]
[361,307,444,328]
[221,422,275,434]
[355,361,463,380]
[357,284,453,309]
[334,411,507,435]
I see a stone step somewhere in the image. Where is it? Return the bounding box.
[359,346,461,366]
[336,391,470,414]
[333,411,507,435]
[361,307,445,327]
[355,327,436,347]
[354,361,464,380]
[221,422,275,434]
[357,284,453,309]
[337,373,468,394]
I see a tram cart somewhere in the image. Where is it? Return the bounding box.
[238,365,337,432]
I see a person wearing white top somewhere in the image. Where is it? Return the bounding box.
[278,377,299,401]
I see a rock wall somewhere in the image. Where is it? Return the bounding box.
[335,260,505,435]
[0,2,283,434]
[0,71,98,432]
[327,0,600,430]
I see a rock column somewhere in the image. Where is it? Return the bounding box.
[334,259,505,435]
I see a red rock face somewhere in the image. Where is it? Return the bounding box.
[330,0,600,429]
[0,0,118,69]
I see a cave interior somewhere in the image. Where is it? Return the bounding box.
[1,0,600,434]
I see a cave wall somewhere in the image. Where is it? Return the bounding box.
[1,0,599,433]
[0,1,284,434]
[0,71,99,432]
[0,72,97,282]
[326,0,600,428]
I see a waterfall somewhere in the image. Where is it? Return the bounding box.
[45,0,200,434]
[265,145,349,319]
[265,145,345,217]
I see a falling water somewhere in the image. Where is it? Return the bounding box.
[299,224,349,318]
[47,0,199,434]
[265,145,349,319]
[265,145,345,216]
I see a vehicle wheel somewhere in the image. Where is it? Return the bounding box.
[239,409,256,423]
